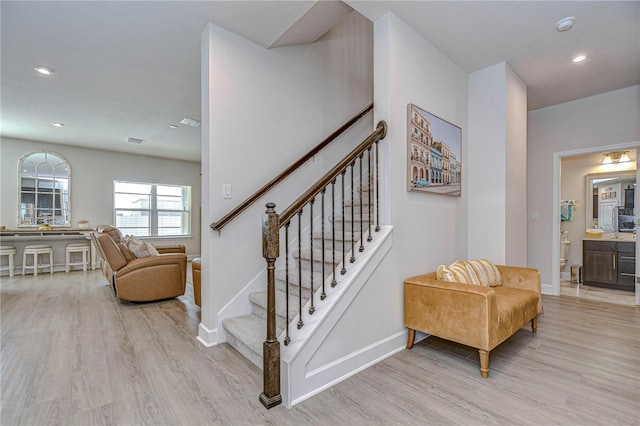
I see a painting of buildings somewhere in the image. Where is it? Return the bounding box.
[407,103,462,196]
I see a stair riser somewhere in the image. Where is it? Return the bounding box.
[225,331,262,369]
[275,269,330,289]
[298,257,354,274]
[276,278,330,295]
[251,302,293,335]
[330,221,372,233]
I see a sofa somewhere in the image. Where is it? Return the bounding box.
[404,262,542,378]
[92,226,187,302]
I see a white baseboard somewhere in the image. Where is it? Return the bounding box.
[541,282,554,295]
[197,323,218,347]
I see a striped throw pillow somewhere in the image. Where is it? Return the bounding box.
[437,261,474,284]
[463,259,502,287]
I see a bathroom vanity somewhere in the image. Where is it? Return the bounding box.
[582,239,635,291]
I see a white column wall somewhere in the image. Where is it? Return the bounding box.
[505,66,528,266]
[467,62,528,265]
[527,85,640,288]
[467,63,507,263]
[199,12,374,344]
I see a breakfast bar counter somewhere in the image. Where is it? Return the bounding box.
[0,229,96,275]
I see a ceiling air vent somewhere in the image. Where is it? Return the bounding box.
[180,117,201,127]
[126,137,144,144]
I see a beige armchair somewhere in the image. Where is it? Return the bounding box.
[92,226,187,302]
[404,264,542,378]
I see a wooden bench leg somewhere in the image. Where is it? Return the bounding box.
[531,316,538,333]
[406,328,416,349]
[479,349,490,378]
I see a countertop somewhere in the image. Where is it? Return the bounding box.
[582,237,635,243]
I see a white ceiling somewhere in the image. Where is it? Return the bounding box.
[1,1,638,162]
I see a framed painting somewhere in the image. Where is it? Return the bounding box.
[407,103,462,196]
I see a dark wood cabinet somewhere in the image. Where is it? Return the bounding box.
[583,240,635,291]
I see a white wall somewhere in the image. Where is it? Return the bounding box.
[0,137,202,255]
[467,62,528,265]
[200,12,375,343]
[528,85,640,287]
[305,11,469,364]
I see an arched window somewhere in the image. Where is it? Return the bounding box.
[18,151,70,226]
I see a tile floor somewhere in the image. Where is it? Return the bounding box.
[560,279,637,306]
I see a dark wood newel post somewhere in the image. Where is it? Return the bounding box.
[259,202,282,409]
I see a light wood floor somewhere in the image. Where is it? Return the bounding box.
[2,269,639,425]
[560,279,637,306]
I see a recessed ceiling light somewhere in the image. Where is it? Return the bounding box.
[35,66,53,75]
[126,137,144,144]
[51,122,64,127]
[555,16,575,32]
[572,54,587,63]
[169,125,178,129]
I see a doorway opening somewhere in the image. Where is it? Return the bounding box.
[553,142,640,306]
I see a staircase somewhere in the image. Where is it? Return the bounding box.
[222,195,370,368]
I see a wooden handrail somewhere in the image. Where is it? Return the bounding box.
[210,103,374,232]
[279,120,387,226]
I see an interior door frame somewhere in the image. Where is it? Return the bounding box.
[552,141,640,304]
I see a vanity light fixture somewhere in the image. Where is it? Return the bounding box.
[602,151,631,164]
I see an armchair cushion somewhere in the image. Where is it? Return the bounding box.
[122,235,159,258]
[117,242,136,261]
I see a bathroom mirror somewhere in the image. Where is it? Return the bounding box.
[18,151,71,227]
[585,170,636,232]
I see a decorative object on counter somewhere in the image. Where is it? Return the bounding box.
[37,224,53,231]
[585,229,603,238]
[0,226,5,231]
[77,219,90,230]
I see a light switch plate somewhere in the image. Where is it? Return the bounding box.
[531,211,539,221]
[223,184,232,199]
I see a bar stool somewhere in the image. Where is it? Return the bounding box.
[22,244,53,276]
[65,242,90,272]
[0,245,17,278]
